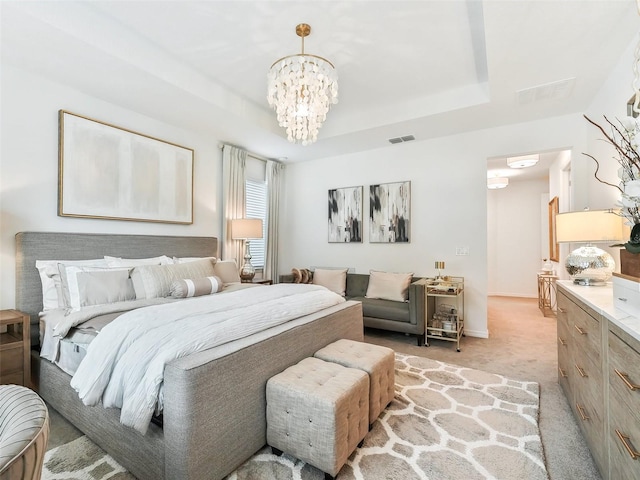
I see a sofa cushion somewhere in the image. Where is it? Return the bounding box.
[365,270,413,302]
[349,296,410,323]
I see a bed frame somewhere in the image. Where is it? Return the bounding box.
[16,231,364,480]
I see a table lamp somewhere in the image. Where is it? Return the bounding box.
[555,209,624,285]
[231,218,263,282]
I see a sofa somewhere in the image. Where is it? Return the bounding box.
[281,271,427,345]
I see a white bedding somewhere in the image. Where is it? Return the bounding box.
[68,283,345,434]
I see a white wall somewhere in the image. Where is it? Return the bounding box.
[488,178,549,297]
[0,65,224,308]
[281,114,588,339]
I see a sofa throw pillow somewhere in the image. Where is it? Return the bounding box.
[291,268,313,284]
[365,270,413,302]
[312,268,348,296]
[213,259,241,284]
[170,276,223,298]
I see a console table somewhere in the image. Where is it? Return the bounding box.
[537,273,557,317]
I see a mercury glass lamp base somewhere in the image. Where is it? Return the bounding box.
[239,240,255,283]
[565,244,615,286]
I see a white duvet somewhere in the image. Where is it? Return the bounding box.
[69,283,345,434]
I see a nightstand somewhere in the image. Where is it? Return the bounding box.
[251,278,273,285]
[0,309,30,387]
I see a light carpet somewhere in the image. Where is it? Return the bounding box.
[42,353,548,480]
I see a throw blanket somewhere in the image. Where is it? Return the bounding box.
[69,284,344,434]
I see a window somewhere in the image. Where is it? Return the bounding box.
[245,179,267,268]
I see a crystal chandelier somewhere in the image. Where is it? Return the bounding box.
[267,23,338,146]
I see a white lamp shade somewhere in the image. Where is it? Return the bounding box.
[487,177,509,189]
[231,218,263,239]
[556,210,624,243]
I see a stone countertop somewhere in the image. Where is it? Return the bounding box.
[557,280,640,342]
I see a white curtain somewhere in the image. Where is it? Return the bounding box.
[265,160,285,282]
[222,145,247,264]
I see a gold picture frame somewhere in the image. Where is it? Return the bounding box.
[58,110,194,224]
[549,196,559,262]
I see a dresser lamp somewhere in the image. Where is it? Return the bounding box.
[231,218,263,282]
[555,210,624,285]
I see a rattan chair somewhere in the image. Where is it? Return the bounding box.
[0,385,49,480]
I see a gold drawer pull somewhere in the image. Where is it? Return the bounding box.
[576,404,590,421]
[616,430,640,459]
[574,325,586,335]
[615,369,640,391]
[558,337,567,346]
[558,367,568,378]
[575,364,587,378]
[558,307,566,313]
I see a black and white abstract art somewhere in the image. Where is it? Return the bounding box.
[369,181,410,243]
[328,186,363,243]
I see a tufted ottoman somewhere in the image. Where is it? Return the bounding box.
[266,357,369,479]
[314,339,395,425]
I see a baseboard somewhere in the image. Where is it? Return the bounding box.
[464,328,489,339]
[488,292,537,299]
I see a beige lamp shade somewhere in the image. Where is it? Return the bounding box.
[231,218,263,239]
[555,210,624,243]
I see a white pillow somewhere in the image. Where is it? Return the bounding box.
[312,268,348,296]
[104,255,174,267]
[365,270,413,302]
[213,259,241,284]
[59,265,135,311]
[173,256,217,264]
[130,258,216,299]
[36,258,107,311]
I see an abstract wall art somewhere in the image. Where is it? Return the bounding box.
[369,181,411,243]
[328,186,363,243]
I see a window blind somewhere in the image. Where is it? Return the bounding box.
[245,179,267,268]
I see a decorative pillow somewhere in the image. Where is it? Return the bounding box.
[170,276,223,298]
[130,258,216,299]
[104,255,174,267]
[312,268,348,296]
[36,258,108,311]
[58,265,135,311]
[291,268,313,284]
[213,259,241,284]
[365,270,413,302]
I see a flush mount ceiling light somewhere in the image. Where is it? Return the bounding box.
[507,154,539,168]
[487,177,509,189]
[267,23,338,146]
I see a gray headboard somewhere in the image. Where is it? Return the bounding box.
[15,231,219,348]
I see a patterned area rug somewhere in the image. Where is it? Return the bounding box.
[43,353,548,480]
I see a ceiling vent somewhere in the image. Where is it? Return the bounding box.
[517,77,575,105]
[388,135,415,144]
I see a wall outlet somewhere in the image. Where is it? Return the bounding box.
[456,246,470,256]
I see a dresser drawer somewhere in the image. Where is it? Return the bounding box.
[573,383,606,473]
[571,306,601,366]
[557,317,571,396]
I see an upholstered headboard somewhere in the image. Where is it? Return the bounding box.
[15,231,219,348]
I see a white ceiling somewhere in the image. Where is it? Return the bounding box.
[1,1,638,164]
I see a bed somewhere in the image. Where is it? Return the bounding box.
[15,231,364,480]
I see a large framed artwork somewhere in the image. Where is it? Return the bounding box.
[328,186,363,242]
[58,110,194,224]
[369,181,411,243]
[548,196,559,262]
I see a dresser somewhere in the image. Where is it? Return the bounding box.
[557,282,640,480]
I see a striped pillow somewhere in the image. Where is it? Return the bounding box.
[170,276,223,298]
